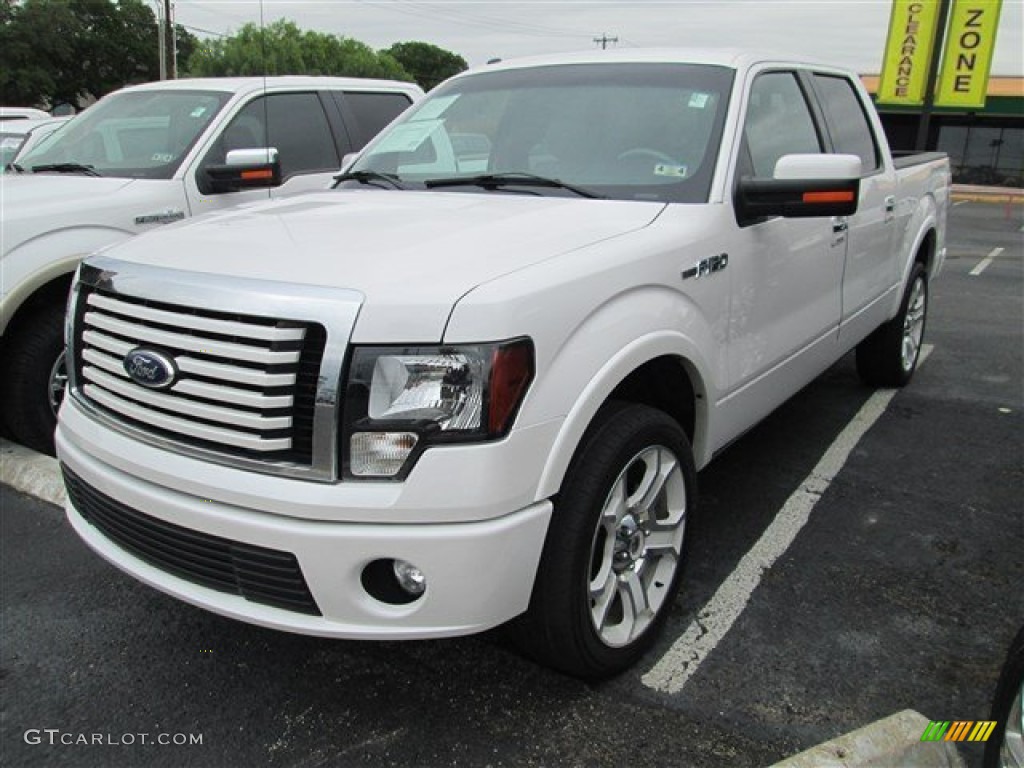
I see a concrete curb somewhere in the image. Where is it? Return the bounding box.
[0,438,65,507]
[951,184,1023,205]
[769,709,965,768]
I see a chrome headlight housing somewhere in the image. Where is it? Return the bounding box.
[342,338,534,479]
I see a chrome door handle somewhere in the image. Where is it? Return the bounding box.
[884,195,896,212]
[832,219,848,234]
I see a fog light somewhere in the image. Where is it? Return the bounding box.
[393,559,427,596]
[350,432,418,477]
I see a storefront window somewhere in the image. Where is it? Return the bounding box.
[938,123,1023,187]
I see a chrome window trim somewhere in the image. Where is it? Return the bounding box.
[68,255,362,483]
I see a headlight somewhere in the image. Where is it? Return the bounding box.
[342,339,534,479]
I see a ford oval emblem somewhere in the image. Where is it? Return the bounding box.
[124,348,178,390]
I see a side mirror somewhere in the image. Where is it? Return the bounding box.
[735,153,861,223]
[202,147,281,194]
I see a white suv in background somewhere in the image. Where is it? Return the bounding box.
[1,76,422,453]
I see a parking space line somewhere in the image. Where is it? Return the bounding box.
[642,347,933,694]
[969,247,1004,276]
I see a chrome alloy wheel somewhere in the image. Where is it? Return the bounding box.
[901,276,926,373]
[1003,681,1024,768]
[587,445,686,648]
[48,352,68,419]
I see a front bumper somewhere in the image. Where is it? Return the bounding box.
[57,400,554,639]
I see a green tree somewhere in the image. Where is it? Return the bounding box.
[188,20,413,83]
[0,0,197,109]
[383,41,468,91]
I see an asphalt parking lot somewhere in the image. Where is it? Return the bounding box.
[2,200,1021,768]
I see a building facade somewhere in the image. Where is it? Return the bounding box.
[862,75,1023,188]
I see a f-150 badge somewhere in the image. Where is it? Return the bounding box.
[135,210,185,226]
[682,253,728,280]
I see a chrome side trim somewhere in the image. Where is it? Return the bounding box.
[69,255,363,482]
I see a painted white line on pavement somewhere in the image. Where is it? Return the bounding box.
[952,200,970,208]
[969,247,1004,276]
[642,346,933,694]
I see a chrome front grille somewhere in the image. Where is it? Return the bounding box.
[68,257,360,480]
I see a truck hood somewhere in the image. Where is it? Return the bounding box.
[0,173,136,209]
[0,175,180,259]
[106,190,665,341]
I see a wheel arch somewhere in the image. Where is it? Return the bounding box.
[1,264,77,338]
[896,190,941,295]
[1,225,132,336]
[536,334,711,501]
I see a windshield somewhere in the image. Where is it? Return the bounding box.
[349,63,734,203]
[19,89,232,179]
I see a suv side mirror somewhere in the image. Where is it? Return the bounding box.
[202,147,281,194]
[735,153,861,223]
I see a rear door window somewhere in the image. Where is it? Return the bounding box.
[338,92,415,147]
[811,74,880,173]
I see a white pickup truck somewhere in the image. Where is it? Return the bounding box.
[56,50,949,679]
[0,76,422,454]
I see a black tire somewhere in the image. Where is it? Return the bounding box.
[1,305,66,456]
[984,625,1024,768]
[511,401,697,679]
[856,262,928,387]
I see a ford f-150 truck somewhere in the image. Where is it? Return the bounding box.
[56,50,949,678]
[1,76,422,454]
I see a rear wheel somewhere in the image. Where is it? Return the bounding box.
[856,262,928,387]
[1,305,66,455]
[512,402,696,679]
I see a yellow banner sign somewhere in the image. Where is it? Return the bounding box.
[936,0,1003,108]
[878,0,942,105]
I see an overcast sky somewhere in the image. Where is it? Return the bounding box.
[173,0,1024,76]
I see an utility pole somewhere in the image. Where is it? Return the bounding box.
[593,33,618,50]
[157,2,166,80]
[164,0,176,79]
[915,0,952,150]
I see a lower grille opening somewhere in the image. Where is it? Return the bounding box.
[62,466,321,616]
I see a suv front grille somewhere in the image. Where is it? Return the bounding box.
[63,466,321,616]
[73,286,326,466]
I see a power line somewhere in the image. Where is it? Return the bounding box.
[178,22,230,39]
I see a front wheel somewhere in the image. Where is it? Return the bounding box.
[856,262,928,387]
[1,306,66,455]
[512,402,697,679]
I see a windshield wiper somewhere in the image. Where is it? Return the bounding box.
[5,162,26,174]
[332,170,406,190]
[423,172,603,199]
[31,162,102,177]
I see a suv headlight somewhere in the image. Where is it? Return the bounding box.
[342,339,534,479]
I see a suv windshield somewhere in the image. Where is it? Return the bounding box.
[19,89,232,179]
[349,63,734,203]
